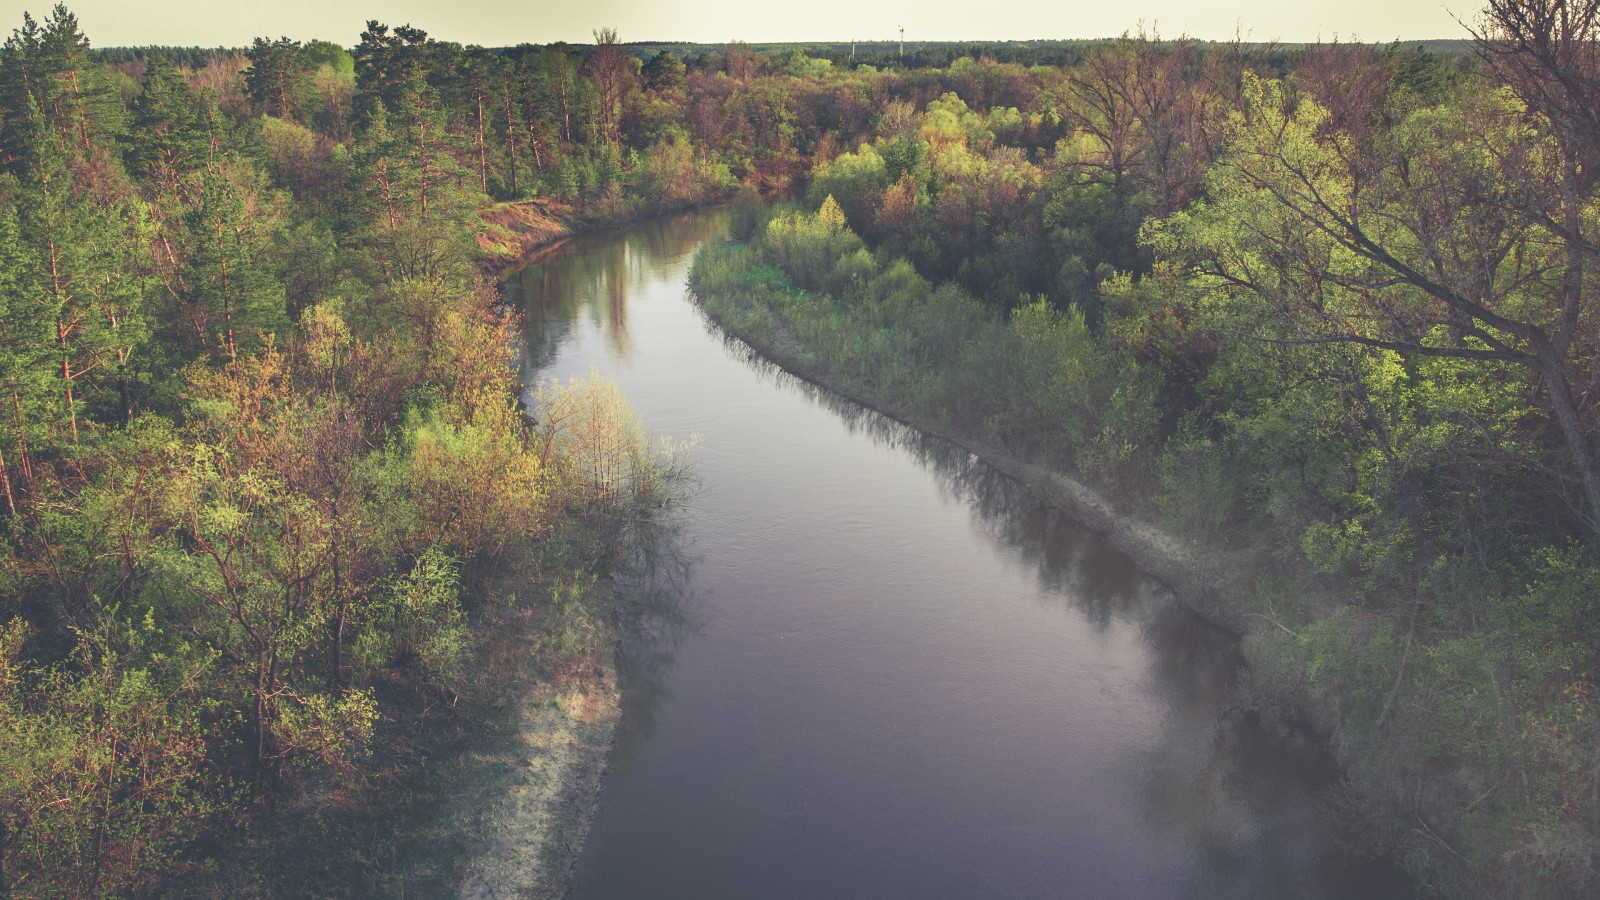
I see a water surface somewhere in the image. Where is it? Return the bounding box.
[501,213,1406,900]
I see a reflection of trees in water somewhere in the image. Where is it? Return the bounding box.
[623,211,728,283]
[1137,613,1408,897]
[708,328,1152,626]
[513,245,636,360]
[1130,702,1410,900]
[605,511,703,774]
[704,323,1408,898]
[502,260,577,377]
[503,210,730,372]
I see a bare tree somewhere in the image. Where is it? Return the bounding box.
[1474,0,1600,183]
[584,28,632,146]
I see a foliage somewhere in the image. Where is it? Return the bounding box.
[0,5,701,890]
[4,3,1599,895]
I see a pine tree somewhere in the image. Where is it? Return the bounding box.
[245,37,309,123]
[1,6,124,191]
[13,96,146,442]
[180,169,287,363]
[0,190,47,516]
[0,4,126,186]
[124,54,211,189]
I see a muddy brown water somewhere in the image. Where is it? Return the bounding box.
[501,211,1410,900]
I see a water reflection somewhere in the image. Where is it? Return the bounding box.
[503,212,729,372]
[514,210,1409,899]
[705,318,1405,896]
[501,213,729,776]
[709,328,1152,627]
[607,513,702,774]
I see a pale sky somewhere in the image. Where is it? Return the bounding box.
[0,0,1484,49]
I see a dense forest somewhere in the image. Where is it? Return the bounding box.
[690,2,1600,897]
[0,5,718,894]
[1,0,1596,895]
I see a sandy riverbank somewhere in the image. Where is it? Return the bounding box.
[452,645,621,899]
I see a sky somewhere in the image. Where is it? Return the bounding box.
[0,0,1485,49]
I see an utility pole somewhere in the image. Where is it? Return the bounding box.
[851,38,856,62]
[899,26,904,58]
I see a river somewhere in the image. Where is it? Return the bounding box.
[500,210,1409,900]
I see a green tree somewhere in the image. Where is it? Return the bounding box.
[245,36,308,122]
[351,547,467,688]
[13,96,147,439]
[124,54,213,188]
[0,197,47,517]
[0,4,126,187]
[1146,73,1600,537]
[0,614,218,897]
[180,168,287,363]
[641,49,686,96]
[166,348,375,794]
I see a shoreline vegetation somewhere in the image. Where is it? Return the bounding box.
[1,1,1597,896]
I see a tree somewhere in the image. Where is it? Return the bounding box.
[496,58,526,196]
[124,54,212,189]
[1290,42,1396,139]
[167,348,375,794]
[294,309,376,688]
[302,40,355,140]
[0,197,47,518]
[641,49,685,96]
[0,4,126,186]
[352,21,433,128]
[459,51,495,196]
[1473,1,1600,180]
[179,167,287,363]
[1066,40,1143,198]
[244,37,308,123]
[13,96,147,440]
[0,615,217,896]
[584,28,633,146]
[1144,72,1600,537]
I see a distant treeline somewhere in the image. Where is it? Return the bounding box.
[93,44,241,67]
[94,37,1481,72]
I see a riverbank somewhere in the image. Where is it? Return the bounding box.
[444,206,719,898]
[226,212,696,896]
[454,628,621,900]
[479,200,573,270]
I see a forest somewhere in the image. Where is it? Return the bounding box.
[0,0,1596,895]
[0,5,708,894]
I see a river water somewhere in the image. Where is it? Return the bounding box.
[501,211,1407,900]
